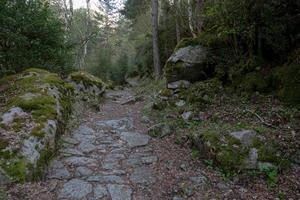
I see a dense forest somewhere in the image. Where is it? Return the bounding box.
[0,0,299,199]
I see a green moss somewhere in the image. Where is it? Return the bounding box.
[3,160,27,182]
[31,125,46,137]
[32,145,54,180]
[69,71,106,89]
[239,72,268,92]
[12,117,24,132]
[159,89,173,97]
[216,148,245,170]
[0,139,8,151]
[164,62,185,81]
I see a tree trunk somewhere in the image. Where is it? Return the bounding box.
[79,0,90,69]
[188,0,197,38]
[151,0,161,80]
[195,0,203,33]
[174,0,181,43]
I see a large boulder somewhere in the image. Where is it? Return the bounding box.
[0,68,72,183]
[164,42,213,84]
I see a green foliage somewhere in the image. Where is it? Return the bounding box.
[259,163,278,188]
[0,0,70,76]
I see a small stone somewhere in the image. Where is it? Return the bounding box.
[107,184,132,200]
[229,130,257,147]
[175,100,186,107]
[120,132,150,148]
[189,176,207,186]
[61,148,84,156]
[64,157,98,167]
[87,175,126,184]
[167,80,191,90]
[75,167,93,176]
[181,111,193,121]
[180,163,188,171]
[173,196,185,200]
[59,179,92,199]
[48,167,70,179]
[94,185,108,199]
[78,141,97,153]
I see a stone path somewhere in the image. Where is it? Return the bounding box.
[46,89,157,200]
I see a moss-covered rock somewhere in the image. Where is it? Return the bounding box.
[0,68,72,183]
[190,123,288,172]
[164,40,214,83]
[69,71,107,103]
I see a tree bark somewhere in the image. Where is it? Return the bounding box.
[174,0,181,43]
[151,0,161,80]
[195,0,203,33]
[188,0,197,38]
[79,0,90,69]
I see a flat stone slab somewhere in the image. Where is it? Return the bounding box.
[64,156,98,167]
[87,175,126,184]
[120,132,150,148]
[108,184,132,200]
[75,167,94,177]
[94,184,108,199]
[58,179,92,199]
[96,118,133,130]
[48,167,70,180]
[130,166,155,185]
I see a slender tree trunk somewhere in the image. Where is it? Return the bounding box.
[174,0,181,43]
[188,0,197,38]
[79,0,90,69]
[151,0,161,80]
[195,0,203,33]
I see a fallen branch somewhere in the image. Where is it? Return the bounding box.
[245,109,276,129]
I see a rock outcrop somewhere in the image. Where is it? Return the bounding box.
[69,71,107,102]
[0,69,107,183]
[164,42,213,84]
[0,68,73,183]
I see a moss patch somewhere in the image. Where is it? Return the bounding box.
[69,71,106,89]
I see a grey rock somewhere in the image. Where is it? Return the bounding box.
[76,167,93,176]
[166,45,209,83]
[181,111,193,121]
[96,118,133,130]
[120,132,150,148]
[63,137,79,145]
[58,179,92,199]
[173,196,185,200]
[1,107,27,125]
[229,130,257,147]
[107,184,132,200]
[48,167,70,180]
[189,176,207,186]
[245,148,258,169]
[61,148,84,156]
[73,132,96,142]
[0,168,10,186]
[102,162,120,170]
[64,157,98,167]
[94,185,108,199]
[130,167,155,185]
[78,141,97,153]
[87,175,126,184]
[175,100,186,107]
[167,80,190,90]
[74,125,95,135]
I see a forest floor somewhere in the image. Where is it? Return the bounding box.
[3,86,300,200]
